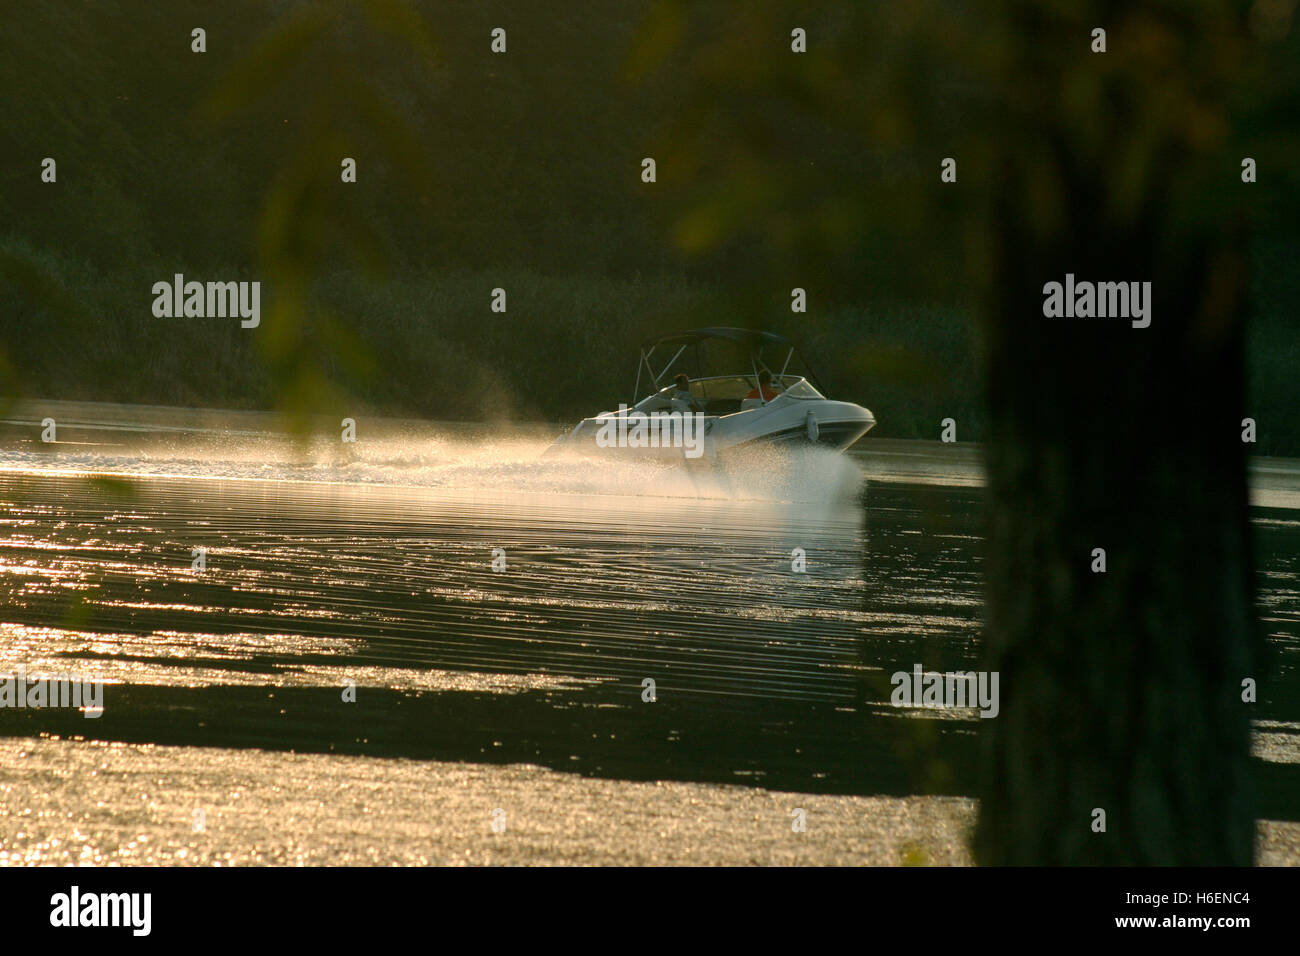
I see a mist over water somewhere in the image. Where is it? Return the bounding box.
[0,421,866,505]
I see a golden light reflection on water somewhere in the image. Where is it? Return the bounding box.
[0,419,1297,865]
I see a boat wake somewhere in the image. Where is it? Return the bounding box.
[0,425,864,504]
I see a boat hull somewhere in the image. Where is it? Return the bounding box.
[547,401,875,460]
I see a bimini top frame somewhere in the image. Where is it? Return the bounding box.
[632,327,824,404]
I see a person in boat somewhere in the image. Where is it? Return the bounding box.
[670,373,704,413]
[745,369,781,402]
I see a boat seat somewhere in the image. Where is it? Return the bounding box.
[739,398,765,411]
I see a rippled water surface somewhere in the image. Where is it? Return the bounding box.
[0,402,1297,864]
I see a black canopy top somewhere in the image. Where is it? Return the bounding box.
[640,327,793,350]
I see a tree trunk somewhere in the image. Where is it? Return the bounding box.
[972,102,1259,863]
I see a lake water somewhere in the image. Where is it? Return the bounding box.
[0,402,1295,864]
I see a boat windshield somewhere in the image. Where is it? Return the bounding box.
[778,378,823,400]
[633,375,823,415]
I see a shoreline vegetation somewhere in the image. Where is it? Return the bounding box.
[3,246,1296,456]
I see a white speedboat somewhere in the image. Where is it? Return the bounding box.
[546,328,875,460]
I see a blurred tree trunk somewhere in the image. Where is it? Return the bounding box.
[972,11,1260,864]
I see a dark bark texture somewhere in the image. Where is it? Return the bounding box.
[973,7,1260,865]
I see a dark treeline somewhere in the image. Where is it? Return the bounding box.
[0,1,1294,451]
